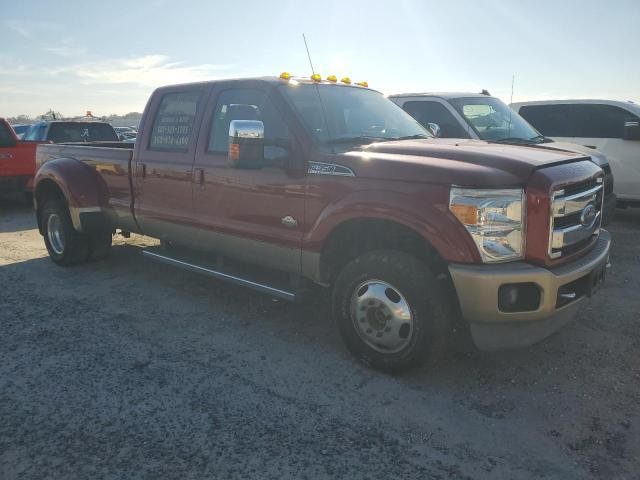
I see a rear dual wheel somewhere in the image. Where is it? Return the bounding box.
[332,250,450,372]
[42,201,112,266]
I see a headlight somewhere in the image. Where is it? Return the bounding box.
[449,187,525,263]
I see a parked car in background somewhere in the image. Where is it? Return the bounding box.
[2,120,119,203]
[0,118,42,200]
[113,126,137,141]
[22,120,120,143]
[10,124,32,139]
[512,99,640,208]
[390,92,616,222]
[32,75,610,372]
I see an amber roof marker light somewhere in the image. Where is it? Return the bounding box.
[327,75,337,83]
[355,81,369,87]
[279,72,292,80]
[341,77,351,84]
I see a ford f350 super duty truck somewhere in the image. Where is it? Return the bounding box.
[33,74,611,371]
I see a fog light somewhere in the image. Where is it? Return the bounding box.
[498,283,541,313]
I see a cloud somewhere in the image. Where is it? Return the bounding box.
[2,19,62,38]
[43,38,89,57]
[52,54,235,87]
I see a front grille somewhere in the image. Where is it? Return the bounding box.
[549,176,604,259]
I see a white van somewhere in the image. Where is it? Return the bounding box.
[389,92,617,219]
[511,100,640,207]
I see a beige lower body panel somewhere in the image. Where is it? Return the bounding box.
[137,216,310,278]
[449,231,611,350]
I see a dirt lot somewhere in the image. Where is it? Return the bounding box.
[0,200,638,480]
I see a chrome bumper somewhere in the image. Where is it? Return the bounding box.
[449,230,611,350]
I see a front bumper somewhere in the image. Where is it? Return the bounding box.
[449,230,611,350]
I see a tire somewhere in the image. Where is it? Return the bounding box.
[41,201,89,266]
[332,250,450,372]
[88,230,112,261]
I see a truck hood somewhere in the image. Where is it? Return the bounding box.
[337,139,592,186]
[536,141,607,167]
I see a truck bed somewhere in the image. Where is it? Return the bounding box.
[36,142,136,231]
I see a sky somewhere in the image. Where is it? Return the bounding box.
[1,0,639,117]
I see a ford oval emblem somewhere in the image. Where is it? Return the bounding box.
[580,204,597,228]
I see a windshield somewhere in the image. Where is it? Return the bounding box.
[280,83,430,144]
[449,96,542,142]
[48,122,119,143]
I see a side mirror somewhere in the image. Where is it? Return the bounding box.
[228,120,265,168]
[623,121,640,140]
[427,122,441,138]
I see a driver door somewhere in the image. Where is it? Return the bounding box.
[191,81,307,274]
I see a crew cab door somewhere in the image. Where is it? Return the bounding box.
[191,81,306,274]
[134,86,209,238]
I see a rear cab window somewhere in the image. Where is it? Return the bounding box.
[149,91,202,151]
[47,123,119,143]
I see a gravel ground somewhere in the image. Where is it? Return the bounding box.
[1,200,639,480]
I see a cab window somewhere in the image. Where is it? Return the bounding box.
[0,122,15,147]
[518,105,576,137]
[149,91,201,151]
[402,101,470,138]
[571,104,639,138]
[208,88,289,161]
[23,123,47,141]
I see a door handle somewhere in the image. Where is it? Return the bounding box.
[194,167,205,187]
[583,145,597,149]
[0,153,13,160]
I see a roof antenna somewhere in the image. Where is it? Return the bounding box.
[302,33,334,149]
[302,33,316,76]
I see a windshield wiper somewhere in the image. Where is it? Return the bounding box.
[490,137,536,144]
[388,134,431,141]
[529,134,552,143]
[327,135,390,144]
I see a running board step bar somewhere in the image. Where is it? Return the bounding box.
[142,248,300,302]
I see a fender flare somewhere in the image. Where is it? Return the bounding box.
[303,188,481,265]
[34,157,109,233]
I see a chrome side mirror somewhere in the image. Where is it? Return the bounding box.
[228,120,265,168]
[427,122,441,138]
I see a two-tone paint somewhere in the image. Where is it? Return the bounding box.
[33,78,603,287]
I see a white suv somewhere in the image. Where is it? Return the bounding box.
[511,100,640,207]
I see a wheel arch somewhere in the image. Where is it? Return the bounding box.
[34,157,109,234]
[319,216,449,284]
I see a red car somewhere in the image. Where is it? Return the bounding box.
[0,118,41,200]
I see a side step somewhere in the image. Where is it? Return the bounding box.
[142,247,300,302]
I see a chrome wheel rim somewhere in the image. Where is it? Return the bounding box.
[47,213,65,255]
[350,279,414,354]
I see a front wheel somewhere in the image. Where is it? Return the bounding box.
[332,250,450,372]
[41,202,89,266]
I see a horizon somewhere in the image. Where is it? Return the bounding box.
[2,0,639,117]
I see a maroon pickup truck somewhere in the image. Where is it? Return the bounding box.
[33,75,611,371]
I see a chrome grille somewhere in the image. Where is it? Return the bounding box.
[549,176,604,259]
